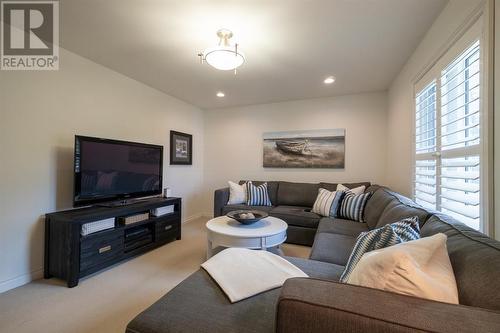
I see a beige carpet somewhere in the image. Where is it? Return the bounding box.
[0,217,310,333]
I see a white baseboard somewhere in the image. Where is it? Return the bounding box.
[0,268,43,294]
[182,212,212,224]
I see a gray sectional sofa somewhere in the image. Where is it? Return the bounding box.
[213,180,371,246]
[127,181,500,333]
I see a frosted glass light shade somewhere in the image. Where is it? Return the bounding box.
[204,46,245,71]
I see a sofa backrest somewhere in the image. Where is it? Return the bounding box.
[364,188,431,229]
[364,188,395,229]
[365,184,382,194]
[276,182,319,207]
[421,214,500,311]
[239,180,279,206]
[238,181,372,208]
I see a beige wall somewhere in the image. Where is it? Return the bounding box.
[0,48,205,292]
[386,0,484,197]
[203,92,388,213]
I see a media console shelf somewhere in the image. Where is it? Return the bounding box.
[44,197,181,287]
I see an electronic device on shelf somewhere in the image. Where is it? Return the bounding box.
[81,217,115,236]
[151,205,175,217]
[118,212,150,225]
[73,135,163,207]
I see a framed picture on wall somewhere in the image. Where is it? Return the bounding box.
[263,129,345,168]
[170,131,192,165]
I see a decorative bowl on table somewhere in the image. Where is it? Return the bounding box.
[226,210,269,225]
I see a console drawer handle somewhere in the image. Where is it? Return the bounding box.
[164,225,173,231]
[99,245,112,254]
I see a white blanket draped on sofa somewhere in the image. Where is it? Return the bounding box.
[201,248,308,303]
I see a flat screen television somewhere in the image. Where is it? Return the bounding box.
[74,136,163,207]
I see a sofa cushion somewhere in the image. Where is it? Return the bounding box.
[277,181,319,207]
[340,224,406,282]
[337,183,366,195]
[311,188,345,217]
[240,180,279,206]
[222,204,273,215]
[126,267,278,333]
[391,216,421,241]
[364,188,399,229]
[338,192,371,222]
[319,182,370,192]
[316,217,369,238]
[421,213,500,311]
[246,181,273,206]
[286,225,317,246]
[286,256,345,281]
[126,257,344,333]
[270,206,321,228]
[310,232,357,266]
[375,190,430,229]
[346,233,459,304]
[227,181,246,205]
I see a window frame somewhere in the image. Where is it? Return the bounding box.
[411,13,491,233]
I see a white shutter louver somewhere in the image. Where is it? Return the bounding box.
[440,156,480,230]
[414,82,437,211]
[414,159,436,210]
[441,41,481,151]
[415,82,437,154]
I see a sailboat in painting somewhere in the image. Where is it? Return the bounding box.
[275,140,310,155]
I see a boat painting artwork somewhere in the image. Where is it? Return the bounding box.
[263,129,345,168]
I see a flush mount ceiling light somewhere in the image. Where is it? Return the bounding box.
[216,91,225,97]
[324,76,336,84]
[198,29,245,73]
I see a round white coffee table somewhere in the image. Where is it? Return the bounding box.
[205,216,287,258]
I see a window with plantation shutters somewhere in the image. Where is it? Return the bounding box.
[413,26,485,231]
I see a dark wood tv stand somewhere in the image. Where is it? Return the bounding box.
[44,197,182,287]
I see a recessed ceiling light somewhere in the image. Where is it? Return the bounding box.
[324,76,336,84]
[216,91,225,97]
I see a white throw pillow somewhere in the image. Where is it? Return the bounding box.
[347,233,459,304]
[227,181,247,205]
[337,183,366,195]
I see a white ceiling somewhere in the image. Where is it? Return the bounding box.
[60,0,447,109]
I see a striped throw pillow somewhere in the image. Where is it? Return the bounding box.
[391,216,420,241]
[312,188,345,217]
[340,224,402,282]
[246,181,272,206]
[340,217,421,282]
[338,192,371,222]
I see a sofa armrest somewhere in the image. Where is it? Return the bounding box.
[277,278,500,333]
[214,187,230,217]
